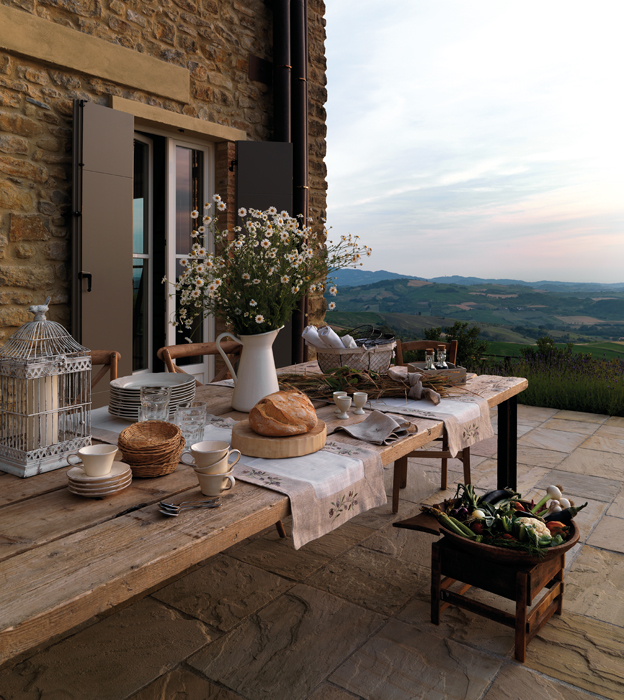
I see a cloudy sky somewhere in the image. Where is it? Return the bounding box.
[324,1,624,283]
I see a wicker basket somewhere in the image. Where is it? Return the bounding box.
[118,421,186,477]
[316,342,396,374]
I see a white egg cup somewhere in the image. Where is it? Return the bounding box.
[334,395,352,420]
[333,391,348,414]
[352,392,368,415]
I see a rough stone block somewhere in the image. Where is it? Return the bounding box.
[0,263,55,288]
[0,134,29,155]
[0,181,33,211]
[0,110,43,137]
[0,290,31,305]
[0,155,48,183]
[15,242,35,258]
[46,240,68,261]
[9,214,50,242]
[0,306,31,327]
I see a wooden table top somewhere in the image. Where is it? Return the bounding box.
[0,363,526,666]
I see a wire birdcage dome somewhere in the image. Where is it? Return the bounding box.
[0,297,92,477]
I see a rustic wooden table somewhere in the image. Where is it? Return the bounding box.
[0,363,526,666]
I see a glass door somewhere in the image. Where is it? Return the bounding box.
[166,139,215,383]
[132,134,153,374]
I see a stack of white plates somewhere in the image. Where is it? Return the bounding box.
[108,373,196,421]
[67,462,132,497]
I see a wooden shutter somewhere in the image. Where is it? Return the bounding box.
[235,141,294,367]
[72,101,134,407]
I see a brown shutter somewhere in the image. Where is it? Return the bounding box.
[72,100,134,407]
[235,141,294,367]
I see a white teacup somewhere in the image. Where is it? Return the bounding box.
[67,445,118,477]
[196,469,235,497]
[192,451,241,475]
[180,440,235,469]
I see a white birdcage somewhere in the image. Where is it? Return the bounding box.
[0,297,92,477]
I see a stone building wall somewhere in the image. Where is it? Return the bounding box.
[0,0,327,343]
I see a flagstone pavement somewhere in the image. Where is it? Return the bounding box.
[1,405,624,700]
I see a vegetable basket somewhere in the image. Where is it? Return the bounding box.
[435,499,580,564]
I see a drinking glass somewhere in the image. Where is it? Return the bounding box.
[139,386,171,422]
[174,401,207,450]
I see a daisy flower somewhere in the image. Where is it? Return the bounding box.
[328,302,336,310]
[280,275,289,284]
[255,314,264,323]
[180,259,188,267]
[217,201,226,211]
[329,286,337,296]
[253,279,260,284]
[195,278,204,287]
[249,299,257,307]
[261,239,270,249]
[213,194,221,202]
[242,273,250,280]
[238,207,247,216]
[268,206,277,215]
[280,210,289,218]
[191,210,199,219]
[192,290,201,298]
[198,226,205,233]
[203,215,212,224]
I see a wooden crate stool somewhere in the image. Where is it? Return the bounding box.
[395,513,567,662]
[431,537,564,662]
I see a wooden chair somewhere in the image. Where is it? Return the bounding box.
[90,350,120,390]
[393,338,470,512]
[157,340,287,539]
[157,341,242,384]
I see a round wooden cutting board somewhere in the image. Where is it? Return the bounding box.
[231,420,327,459]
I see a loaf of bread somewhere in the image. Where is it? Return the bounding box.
[249,390,318,437]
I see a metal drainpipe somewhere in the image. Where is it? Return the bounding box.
[290,0,309,363]
[273,0,291,143]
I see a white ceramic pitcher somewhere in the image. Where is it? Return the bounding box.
[216,327,281,412]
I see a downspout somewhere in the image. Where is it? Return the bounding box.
[290,0,309,363]
[273,0,291,143]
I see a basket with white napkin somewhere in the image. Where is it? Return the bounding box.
[303,324,396,373]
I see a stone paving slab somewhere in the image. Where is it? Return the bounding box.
[516,445,568,468]
[128,668,240,700]
[518,427,589,453]
[359,521,437,570]
[188,584,384,700]
[581,434,624,455]
[524,612,624,700]
[607,487,624,518]
[565,546,624,627]
[557,447,624,481]
[349,499,422,530]
[473,459,549,494]
[308,545,431,616]
[586,516,624,554]
[535,469,621,502]
[594,424,624,439]
[555,410,608,424]
[517,405,559,421]
[0,598,212,700]
[151,554,294,632]
[329,617,503,700]
[542,418,601,435]
[604,416,624,429]
[481,664,600,700]
[306,684,361,700]
[396,597,515,657]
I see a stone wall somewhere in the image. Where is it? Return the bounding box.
[0,0,327,342]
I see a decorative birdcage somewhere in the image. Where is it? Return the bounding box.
[0,297,92,477]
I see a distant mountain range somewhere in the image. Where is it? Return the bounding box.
[332,270,624,293]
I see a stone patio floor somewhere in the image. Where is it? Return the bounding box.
[2,405,624,700]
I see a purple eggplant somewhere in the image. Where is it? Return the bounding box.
[544,502,587,524]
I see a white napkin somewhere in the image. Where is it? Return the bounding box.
[334,410,413,445]
[340,334,358,349]
[318,325,345,349]
[302,325,325,349]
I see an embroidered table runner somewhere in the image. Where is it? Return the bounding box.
[366,395,494,457]
[233,440,386,549]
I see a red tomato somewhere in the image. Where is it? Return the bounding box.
[471,522,484,535]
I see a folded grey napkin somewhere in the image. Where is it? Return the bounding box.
[387,366,441,405]
[334,410,413,445]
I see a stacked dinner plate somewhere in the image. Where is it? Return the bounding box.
[67,462,132,497]
[108,373,196,421]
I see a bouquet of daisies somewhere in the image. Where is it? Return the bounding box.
[168,195,372,337]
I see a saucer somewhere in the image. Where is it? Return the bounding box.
[67,461,131,483]
[69,474,132,491]
[68,478,132,497]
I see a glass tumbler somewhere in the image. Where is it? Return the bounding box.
[174,401,207,451]
[139,386,171,422]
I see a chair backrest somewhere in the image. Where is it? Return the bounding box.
[90,350,121,389]
[156,341,242,383]
[395,339,458,366]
